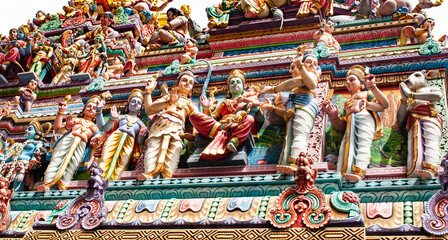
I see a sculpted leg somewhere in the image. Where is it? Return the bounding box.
[289,109,315,160]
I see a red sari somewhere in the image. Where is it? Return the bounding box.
[190,99,254,160]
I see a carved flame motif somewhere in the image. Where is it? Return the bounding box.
[269,153,331,229]
[57,163,108,230]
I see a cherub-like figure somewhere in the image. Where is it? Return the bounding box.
[190,69,264,160]
[102,56,125,81]
[138,70,197,180]
[37,95,101,191]
[180,38,198,64]
[261,47,319,168]
[125,0,172,24]
[395,70,443,179]
[14,79,38,112]
[0,102,11,120]
[313,20,341,51]
[97,89,147,180]
[322,65,389,182]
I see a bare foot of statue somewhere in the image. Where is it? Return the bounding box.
[137,173,152,181]
[416,169,436,179]
[35,184,50,191]
[344,173,362,183]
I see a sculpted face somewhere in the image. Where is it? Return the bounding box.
[346,75,363,93]
[178,75,195,95]
[83,102,97,119]
[25,125,37,140]
[9,29,17,40]
[100,14,113,27]
[303,56,318,74]
[229,77,244,97]
[405,71,427,91]
[128,97,143,115]
[28,80,38,91]
[324,20,335,33]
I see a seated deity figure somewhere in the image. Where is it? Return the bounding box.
[148,8,188,49]
[97,89,147,180]
[206,0,239,28]
[395,70,443,179]
[36,96,101,191]
[1,120,50,191]
[190,69,264,160]
[29,38,54,78]
[261,47,320,170]
[137,70,197,180]
[322,65,389,182]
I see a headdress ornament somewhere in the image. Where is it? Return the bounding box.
[128,89,144,101]
[226,69,246,85]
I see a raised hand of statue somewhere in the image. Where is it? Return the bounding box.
[347,99,366,116]
[322,100,339,120]
[110,106,119,120]
[65,115,75,130]
[200,95,212,109]
[399,82,411,100]
[146,79,157,93]
[292,52,304,68]
[365,74,376,88]
[260,97,273,110]
[169,86,179,105]
[416,0,434,10]
[96,99,105,113]
[58,100,68,113]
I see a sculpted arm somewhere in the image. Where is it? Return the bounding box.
[365,74,389,112]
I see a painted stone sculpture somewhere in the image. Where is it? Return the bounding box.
[180,38,198,64]
[313,19,340,51]
[0,120,50,191]
[190,69,264,160]
[399,18,435,46]
[0,177,13,232]
[102,56,125,81]
[148,7,188,49]
[261,46,319,168]
[395,70,443,178]
[206,0,238,28]
[269,152,331,228]
[138,70,197,180]
[97,89,147,180]
[37,96,101,191]
[57,163,108,230]
[322,65,389,182]
[14,79,38,112]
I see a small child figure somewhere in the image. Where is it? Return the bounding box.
[180,38,198,64]
[102,56,125,81]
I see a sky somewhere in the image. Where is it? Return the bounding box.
[0,0,445,38]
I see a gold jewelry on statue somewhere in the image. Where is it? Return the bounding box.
[400,99,408,104]
[370,84,377,90]
[128,89,144,101]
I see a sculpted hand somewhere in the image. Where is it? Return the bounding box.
[322,100,339,120]
[365,74,376,88]
[200,95,211,109]
[65,115,75,129]
[261,86,274,94]
[96,100,105,113]
[224,122,238,131]
[170,86,179,104]
[260,97,273,110]
[90,136,100,148]
[274,92,282,105]
[292,52,304,68]
[146,79,157,93]
[110,106,119,120]
[58,100,68,112]
[138,127,149,137]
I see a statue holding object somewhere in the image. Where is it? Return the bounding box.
[322,65,389,182]
[138,70,197,180]
[97,89,147,180]
[147,7,188,49]
[36,95,101,191]
[261,46,319,170]
[395,70,443,179]
[190,69,264,160]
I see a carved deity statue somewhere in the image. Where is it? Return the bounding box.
[180,38,198,64]
[190,69,264,160]
[138,70,197,180]
[97,89,147,180]
[395,70,443,179]
[322,65,389,182]
[36,96,101,191]
[147,7,188,49]
[313,19,340,51]
[261,46,320,170]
